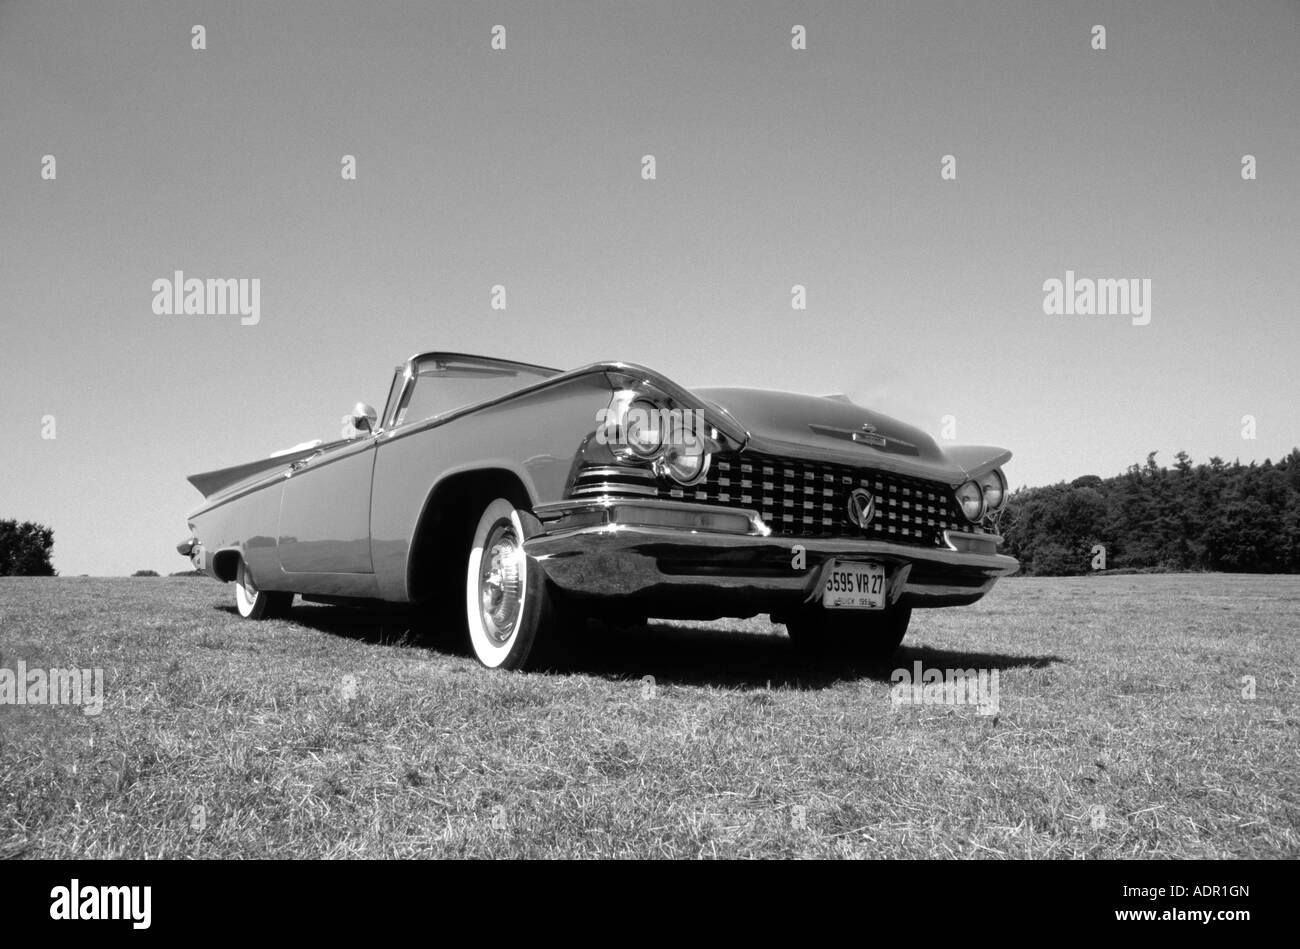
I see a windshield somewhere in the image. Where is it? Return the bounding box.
[392,354,558,428]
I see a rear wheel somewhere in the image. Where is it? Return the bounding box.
[784,604,912,660]
[234,561,293,619]
[465,498,561,670]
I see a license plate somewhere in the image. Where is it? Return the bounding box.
[821,561,887,610]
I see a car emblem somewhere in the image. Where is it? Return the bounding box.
[809,422,903,450]
[846,488,875,528]
[852,422,887,447]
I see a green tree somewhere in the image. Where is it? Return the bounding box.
[0,520,56,576]
[1004,448,1300,575]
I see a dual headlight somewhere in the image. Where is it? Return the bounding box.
[619,397,711,485]
[956,468,1007,522]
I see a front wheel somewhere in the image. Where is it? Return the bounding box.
[784,604,912,660]
[465,498,561,670]
[234,561,293,619]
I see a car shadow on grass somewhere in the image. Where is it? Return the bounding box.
[554,619,1065,690]
[228,603,1064,692]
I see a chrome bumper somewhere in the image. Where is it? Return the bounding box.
[523,498,1019,617]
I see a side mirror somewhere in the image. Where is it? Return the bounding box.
[350,402,379,434]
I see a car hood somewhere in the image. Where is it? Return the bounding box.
[693,386,1008,484]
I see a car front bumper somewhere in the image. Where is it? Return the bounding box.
[523,498,1018,619]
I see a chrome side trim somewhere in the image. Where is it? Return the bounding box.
[575,466,658,482]
[571,462,662,498]
[571,483,660,497]
[533,497,772,536]
[943,529,1004,555]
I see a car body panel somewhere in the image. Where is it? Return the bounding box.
[186,443,328,500]
[697,387,946,463]
[368,369,613,601]
[694,387,1009,483]
[182,352,1018,617]
[277,437,377,575]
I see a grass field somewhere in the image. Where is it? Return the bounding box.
[1,574,1296,859]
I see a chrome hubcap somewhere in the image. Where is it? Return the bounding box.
[479,522,524,645]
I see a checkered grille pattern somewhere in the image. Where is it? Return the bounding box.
[657,454,988,547]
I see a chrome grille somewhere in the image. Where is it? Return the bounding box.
[657,454,988,547]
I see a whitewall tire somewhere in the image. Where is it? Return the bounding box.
[465,498,557,670]
[234,561,293,620]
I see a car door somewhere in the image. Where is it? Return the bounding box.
[276,436,378,574]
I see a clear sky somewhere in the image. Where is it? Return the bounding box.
[2,0,1297,576]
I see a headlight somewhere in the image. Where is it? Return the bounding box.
[659,443,709,484]
[955,480,985,521]
[978,468,1006,511]
[622,399,664,458]
[656,414,710,485]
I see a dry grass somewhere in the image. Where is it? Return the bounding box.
[1,574,1296,858]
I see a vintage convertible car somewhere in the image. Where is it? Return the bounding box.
[178,352,1018,669]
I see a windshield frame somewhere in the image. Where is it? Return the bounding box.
[383,352,561,431]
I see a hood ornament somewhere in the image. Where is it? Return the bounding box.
[852,422,885,446]
[809,422,914,451]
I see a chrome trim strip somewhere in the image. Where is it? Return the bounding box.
[571,483,660,497]
[943,529,1004,550]
[537,498,727,521]
[575,466,658,482]
[534,496,771,535]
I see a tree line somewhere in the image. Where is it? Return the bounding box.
[1001,449,1300,575]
